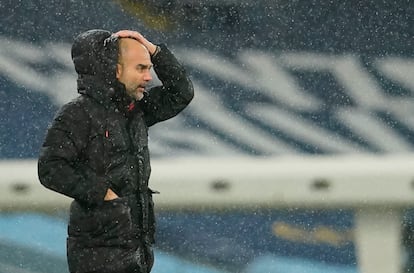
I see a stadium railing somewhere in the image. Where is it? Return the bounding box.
[1,154,413,273]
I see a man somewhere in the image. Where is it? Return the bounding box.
[38,29,194,273]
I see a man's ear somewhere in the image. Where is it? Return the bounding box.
[116,63,122,79]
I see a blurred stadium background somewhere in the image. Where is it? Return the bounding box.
[1,0,414,272]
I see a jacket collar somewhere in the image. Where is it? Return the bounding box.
[77,74,136,114]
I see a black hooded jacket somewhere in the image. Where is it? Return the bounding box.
[38,29,193,273]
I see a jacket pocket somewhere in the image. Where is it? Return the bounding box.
[99,198,133,239]
[68,198,134,247]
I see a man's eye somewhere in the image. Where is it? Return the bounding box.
[136,65,152,72]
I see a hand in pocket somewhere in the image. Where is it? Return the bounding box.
[104,188,119,201]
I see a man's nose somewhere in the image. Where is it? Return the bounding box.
[144,70,152,81]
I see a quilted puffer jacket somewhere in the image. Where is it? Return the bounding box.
[38,29,193,273]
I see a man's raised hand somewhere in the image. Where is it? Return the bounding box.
[114,30,157,55]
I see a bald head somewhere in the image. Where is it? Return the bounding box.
[118,38,149,64]
[116,38,153,101]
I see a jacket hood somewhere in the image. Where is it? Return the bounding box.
[71,29,135,110]
[71,29,119,84]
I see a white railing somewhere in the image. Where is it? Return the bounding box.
[1,154,414,273]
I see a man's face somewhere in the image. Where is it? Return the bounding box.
[116,38,153,101]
